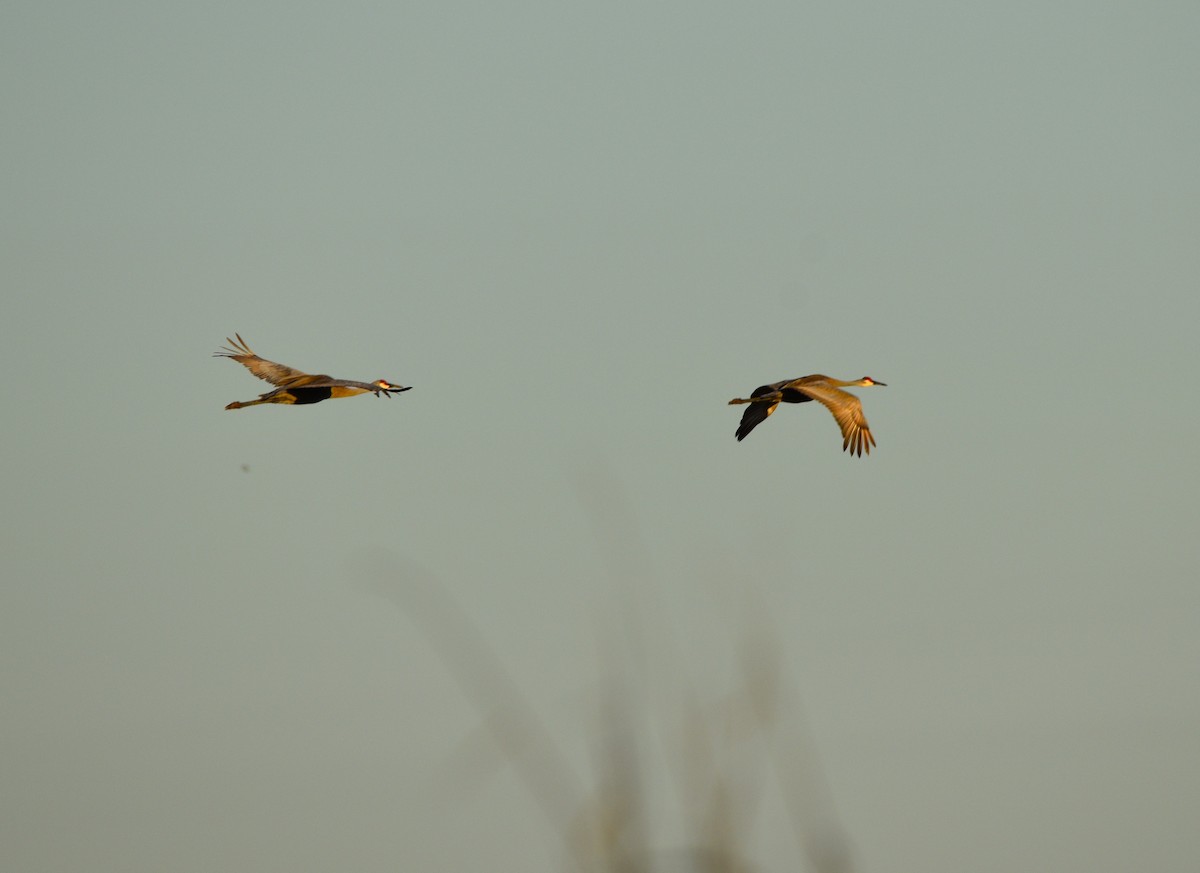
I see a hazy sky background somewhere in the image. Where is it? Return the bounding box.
[3,2,1198,871]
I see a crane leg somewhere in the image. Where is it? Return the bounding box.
[225,394,295,410]
[728,392,782,406]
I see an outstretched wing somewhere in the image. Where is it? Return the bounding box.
[735,383,782,441]
[214,334,332,388]
[792,383,876,456]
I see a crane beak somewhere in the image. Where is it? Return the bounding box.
[874,381,887,387]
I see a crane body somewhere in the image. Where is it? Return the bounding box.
[215,334,410,410]
[729,374,885,456]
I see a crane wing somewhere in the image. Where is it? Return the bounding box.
[735,384,782,441]
[791,383,876,456]
[214,334,330,388]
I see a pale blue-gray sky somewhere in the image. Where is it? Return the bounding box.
[3,2,1198,871]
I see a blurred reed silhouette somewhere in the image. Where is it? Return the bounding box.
[360,467,853,872]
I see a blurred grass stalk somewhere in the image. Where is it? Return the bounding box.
[362,466,853,871]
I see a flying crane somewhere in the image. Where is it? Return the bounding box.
[215,334,410,410]
[729,375,885,455]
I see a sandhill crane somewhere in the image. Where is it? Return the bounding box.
[215,334,411,410]
[729,375,886,455]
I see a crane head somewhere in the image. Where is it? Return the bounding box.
[371,379,412,397]
[861,377,886,387]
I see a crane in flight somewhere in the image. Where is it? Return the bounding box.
[729,375,886,456]
[215,334,411,410]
